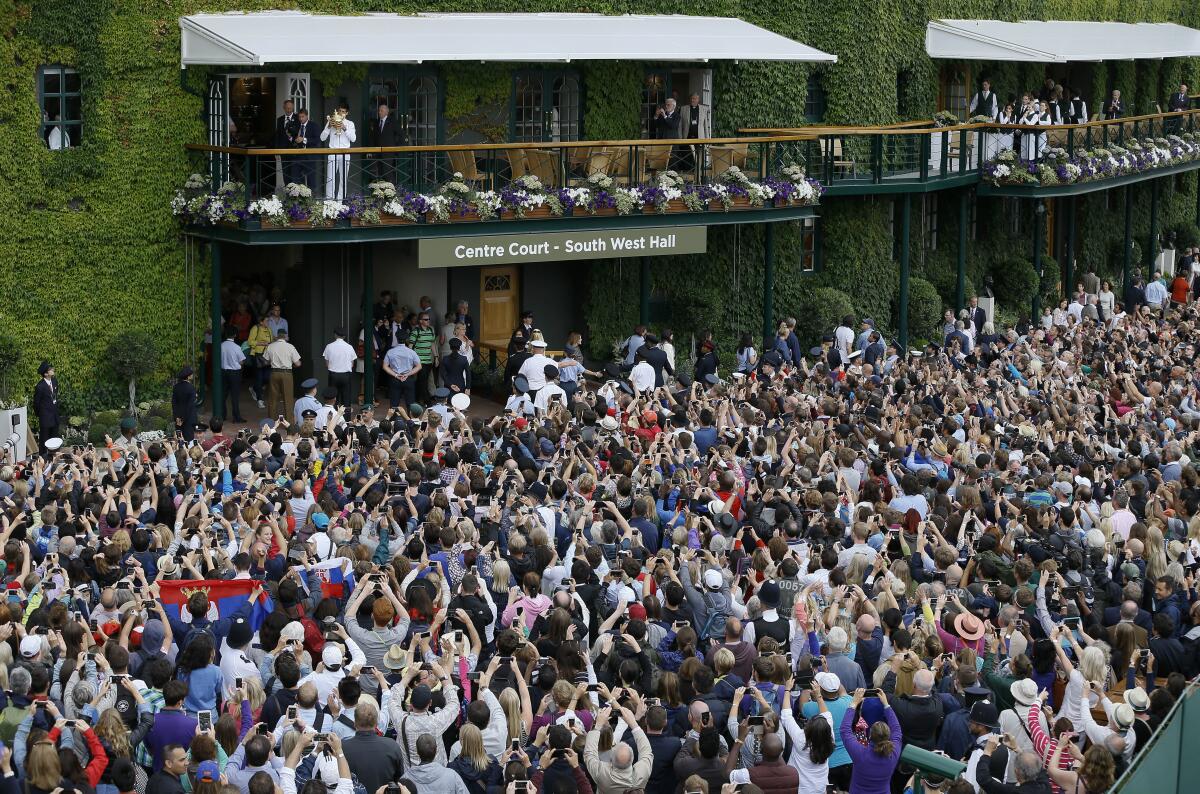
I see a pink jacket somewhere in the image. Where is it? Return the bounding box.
[501,594,552,629]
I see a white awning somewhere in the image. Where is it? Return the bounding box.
[180,11,836,66]
[926,19,1200,62]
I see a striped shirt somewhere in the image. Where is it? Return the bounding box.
[135,686,166,767]
[409,327,436,364]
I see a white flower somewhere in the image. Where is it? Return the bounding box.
[382,200,412,219]
[249,196,284,217]
[184,173,208,190]
[994,164,1011,177]
[170,193,187,214]
[319,200,347,219]
[284,182,312,199]
[793,181,814,201]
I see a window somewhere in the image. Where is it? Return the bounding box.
[39,66,81,149]
[512,70,581,143]
[799,217,819,273]
[939,65,970,120]
[804,73,826,123]
[923,194,939,251]
[1006,198,1022,235]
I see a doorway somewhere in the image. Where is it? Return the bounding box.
[510,70,583,142]
[641,68,713,138]
[479,266,520,350]
[365,68,444,190]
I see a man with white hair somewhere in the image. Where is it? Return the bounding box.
[584,704,652,794]
[977,745,1052,794]
[823,626,866,691]
[888,665,944,751]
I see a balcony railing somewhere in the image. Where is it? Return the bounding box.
[740,108,1200,193]
[182,134,818,213]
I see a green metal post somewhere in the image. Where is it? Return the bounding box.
[1064,196,1077,298]
[1032,200,1045,321]
[956,189,968,312]
[210,242,223,419]
[1196,173,1200,227]
[362,244,374,408]
[1147,179,1160,276]
[1123,185,1134,296]
[639,257,650,325]
[762,223,776,348]
[898,194,912,350]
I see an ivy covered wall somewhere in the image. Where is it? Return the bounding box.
[4,0,1200,405]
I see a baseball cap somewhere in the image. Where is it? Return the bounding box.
[815,672,840,693]
[410,684,433,709]
[19,636,41,659]
[702,569,723,589]
[321,644,343,669]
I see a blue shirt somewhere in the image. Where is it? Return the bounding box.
[384,344,420,376]
[181,664,223,714]
[694,427,719,456]
[802,695,854,768]
[629,517,659,553]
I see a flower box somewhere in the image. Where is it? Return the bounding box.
[285,219,313,229]
[588,206,620,217]
[518,206,555,219]
[241,217,261,231]
[730,196,754,209]
[379,214,419,225]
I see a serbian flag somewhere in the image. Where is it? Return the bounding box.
[158,579,274,631]
[302,557,357,599]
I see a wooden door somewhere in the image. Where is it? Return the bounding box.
[479,266,519,350]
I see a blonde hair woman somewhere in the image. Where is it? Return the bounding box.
[1144,526,1168,583]
[449,724,493,787]
[498,686,531,744]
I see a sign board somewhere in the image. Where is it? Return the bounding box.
[418,226,707,269]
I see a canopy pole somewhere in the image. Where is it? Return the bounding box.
[956,189,968,313]
[1032,199,1045,321]
[363,244,374,410]
[898,194,911,351]
[210,242,223,420]
[1123,186,1134,297]
[1064,196,1077,299]
[762,223,776,348]
[1147,179,1160,277]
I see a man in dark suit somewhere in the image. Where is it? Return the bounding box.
[275,100,300,184]
[32,361,60,454]
[639,333,674,388]
[967,295,987,335]
[171,367,198,443]
[1103,89,1124,120]
[364,103,401,184]
[1169,84,1190,112]
[508,310,534,355]
[653,97,681,140]
[1102,598,1154,635]
[292,109,320,190]
[438,338,471,393]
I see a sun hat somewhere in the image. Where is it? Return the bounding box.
[1010,679,1039,707]
[1124,686,1150,712]
[383,644,408,671]
[954,612,985,642]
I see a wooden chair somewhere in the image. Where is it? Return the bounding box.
[637,144,671,182]
[585,147,617,178]
[609,146,632,184]
[524,149,562,187]
[447,149,486,188]
[710,143,750,177]
[830,138,856,177]
[505,150,528,181]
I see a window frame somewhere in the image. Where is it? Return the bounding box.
[38,64,82,149]
[923,193,939,251]
[799,217,821,274]
[804,72,827,124]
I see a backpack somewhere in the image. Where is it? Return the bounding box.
[698,589,728,642]
[0,703,25,742]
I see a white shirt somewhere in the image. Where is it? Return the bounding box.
[319,120,356,149]
[322,338,357,373]
[221,340,246,370]
[518,353,557,391]
[219,644,262,692]
[630,361,655,393]
[834,325,854,356]
[534,382,567,412]
[48,126,69,150]
[779,709,833,794]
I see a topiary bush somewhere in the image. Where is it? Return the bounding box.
[106,331,160,412]
[796,287,854,345]
[989,256,1039,315]
[907,277,943,344]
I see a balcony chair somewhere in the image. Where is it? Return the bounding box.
[829,138,857,177]
[505,150,528,182]
[524,149,563,187]
[447,149,487,189]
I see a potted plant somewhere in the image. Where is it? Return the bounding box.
[0,332,24,460]
[106,330,159,413]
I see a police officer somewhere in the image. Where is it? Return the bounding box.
[32,361,60,455]
[294,378,321,426]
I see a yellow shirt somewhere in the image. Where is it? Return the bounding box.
[248,324,273,355]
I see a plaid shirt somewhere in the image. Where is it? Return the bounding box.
[135,687,166,767]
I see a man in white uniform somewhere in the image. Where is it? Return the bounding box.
[320,101,356,200]
[322,327,357,407]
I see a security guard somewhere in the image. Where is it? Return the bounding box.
[293,378,322,426]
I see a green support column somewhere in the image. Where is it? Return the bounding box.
[1032,199,1045,320]
[898,194,912,351]
[1064,196,1077,297]
[1147,179,1160,276]
[362,244,374,409]
[210,242,223,419]
[1123,185,1134,296]
[1195,173,1200,227]
[639,257,650,325]
[762,223,776,348]
[956,189,968,312]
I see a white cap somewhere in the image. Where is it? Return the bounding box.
[816,672,841,692]
[703,569,723,589]
[708,498,726,515]
[529,338,547,348]
[321,644,343,669]
[19,636,41,659]
[45,438,63,452]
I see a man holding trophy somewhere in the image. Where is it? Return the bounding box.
[320,99,357,200]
